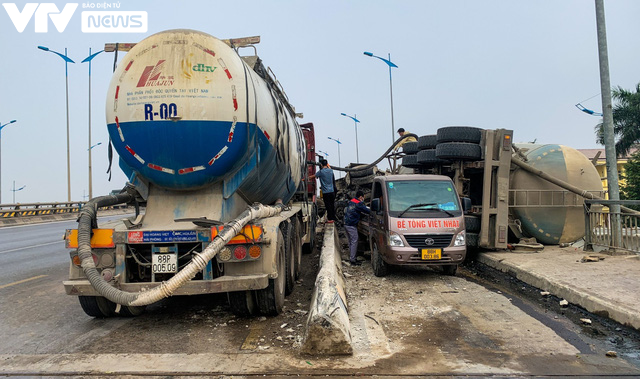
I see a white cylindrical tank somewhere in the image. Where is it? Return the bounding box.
[105,29,305,205]
[510,144,604,244]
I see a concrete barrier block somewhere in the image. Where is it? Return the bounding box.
[301,224,352,355]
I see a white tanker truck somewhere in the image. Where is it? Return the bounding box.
[64,30,318,317]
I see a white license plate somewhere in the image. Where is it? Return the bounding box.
[152,253,178,273]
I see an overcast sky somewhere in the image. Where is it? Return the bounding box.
[1,0,639,203]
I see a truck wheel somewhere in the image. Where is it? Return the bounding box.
[302,204,317,254]
[417,134,438,150]
[402,141,419,154]
[370,240,389,277]
[401,154,420,168]
[290,218,302,280]
[256,230,286,316]
[350,174,375,186]
[437,126,483,144]
[78,296,116,318]
[436,142,482,161]
[464,215,481,233]
[282,222,296,295]
[118,305,146,317]
[417,149,449,164]
[466,232,479,247]
[228,291,257,317]
[442,264,458,276]
[348,163,374,178]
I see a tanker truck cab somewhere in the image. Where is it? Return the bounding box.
[368,175,468,277]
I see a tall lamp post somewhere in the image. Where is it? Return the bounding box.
[38,45,75,202]
[0,120,17,204]
[317,150,329,158]
[11,181,26,204]
[82,48,105,200]
[327,136,342,177]
[364,51,398,145]
[340,113,361,162]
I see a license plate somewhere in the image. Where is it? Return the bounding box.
[421,248,441,260]
[152,253,178,273]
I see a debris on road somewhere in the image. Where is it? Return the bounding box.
[540,291,550,296]
[581,255,605,263]
[559,299,569,307]
[606,351,618,358]
[580,318,592,325]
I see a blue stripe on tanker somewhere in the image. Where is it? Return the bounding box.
[108,119,249,189]
[108,120,297,205]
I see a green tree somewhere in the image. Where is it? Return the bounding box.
[595,83,640,157]
[620,151,640,202]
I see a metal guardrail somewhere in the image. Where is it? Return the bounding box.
[509,190,605,208]
[584,199,640,254]
[0,202,128,218]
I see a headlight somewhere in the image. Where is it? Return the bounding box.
[454,230,466,246]
[388,231,404,247]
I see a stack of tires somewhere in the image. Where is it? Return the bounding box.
[401,126,484,170]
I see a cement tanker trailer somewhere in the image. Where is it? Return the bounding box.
[64,30,318,317]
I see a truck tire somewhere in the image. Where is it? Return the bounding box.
[302,203,317,254]
[466,232,479,247]
[464,215,481,233]
[370,240,389,277]
[401,154,420,168]
[282,222,296,295]
[436,142,482,160]
[228,290,257,317]
[256,230,286,316]
[291,218,302,280]
[417,134,438,150]
[118,305,146,317]
[436,126,483,144]
[442,265,458,276]
[417,149,448,164]
[348,163,374,178]
[78,296,116,318]
[350,174,375,186]
[402,141,419,154]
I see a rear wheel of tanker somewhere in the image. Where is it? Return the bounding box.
[436,142,482,161]
[78,296,116,318]
[256,230,286,316]
[291,218,303,280]
[302,204,317,255]
[436,126,483,144]
[282,222,296,295]
[442,265,458,276]
[118,305,146,317]
[228,291,257,317]
[370,240,389,277]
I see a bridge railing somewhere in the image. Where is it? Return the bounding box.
[0,202,129,218]
[584,199,640,254]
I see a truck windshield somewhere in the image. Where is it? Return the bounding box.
[386,180,460,217]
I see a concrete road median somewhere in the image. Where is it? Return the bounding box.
[301,224,352,355]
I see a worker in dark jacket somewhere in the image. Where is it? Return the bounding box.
[344,190,370,266]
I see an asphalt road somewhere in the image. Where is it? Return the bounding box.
[0,221,639,376]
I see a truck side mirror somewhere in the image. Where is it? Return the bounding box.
[371,198,381,212]
[462,197,472,212]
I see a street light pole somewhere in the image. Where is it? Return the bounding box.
[82,48,105,200]
[0,120,17,204]
[340,113,361,162]
[364,51,398,145]
[327,136,342,177]
[11,180,26,204]
[38,45,75,202]
[595,0,622,248]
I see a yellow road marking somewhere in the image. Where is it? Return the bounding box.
[0,275,48,290]
[240,322,265,350]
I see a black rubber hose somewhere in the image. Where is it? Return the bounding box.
[77,192,139,305]
[322,133,418,172]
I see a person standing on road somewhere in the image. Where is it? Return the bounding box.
[309,159,337,223]
[344,190,370,266]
